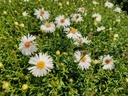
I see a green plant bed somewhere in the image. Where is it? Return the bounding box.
[0,0,128,95]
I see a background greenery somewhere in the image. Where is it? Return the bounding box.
[0,0,128,95]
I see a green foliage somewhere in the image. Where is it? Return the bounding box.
[0,0,128,95]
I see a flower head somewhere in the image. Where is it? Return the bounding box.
[74,38,82,46]
[97,26,105,32]
[28,53,54,77]
[34,8,50,21]
[71,13,83,23]
[74,51,91,70]
[114,7,122,13]
[22,11,28,17]
[81,36,91,44]
[64,27,82,40]
[55,15,70,28]
[74,36,91,45]
[92,13,102,22]
[18,34,37,55]
[78,7,87,14]
[102,55,115,70]
[105,1,114,8]
[40,22,55,33]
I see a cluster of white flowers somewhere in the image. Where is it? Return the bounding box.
[18,34,54,77]
[74,51,115,70]
[18,1,120,77]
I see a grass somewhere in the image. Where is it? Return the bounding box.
[0,0,128,95]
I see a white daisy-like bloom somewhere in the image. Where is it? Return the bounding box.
[64,27,82,40]
[55,15,70,28]
[71,13,83,23]
[74,38,82,46]
[97,26,105,32]
[18,34,38,56]
[63,27,70,32]
[74,51,91,70]
[92,13,102,22]
[92,1,99,5]
[34,8,50,21]
[114,7,122,13]
[74,36,91,45]
[81,36,91,44]
[22,11,28,17]
[104,1,114,8]
[28,53,54,77]
[24,0,29,2]
[78,7,87,14]
[102,55,115,70]
[40,22,55,33]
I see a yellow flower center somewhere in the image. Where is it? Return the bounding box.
[40,10,44,15]
[81,56,86,62]
[71,28,77,34]
[75,15,79,19]
[77,40,81,43]
[25,42,31,48]
[46,23,51,28]
[108,3,110,6]
[95,15,99,18]
[81,8,84,11]
[105,59,111,64]
[37,61,45,69]
[60,19,65,23]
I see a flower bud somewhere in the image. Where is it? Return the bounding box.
[14,22,19,26]
[56,50,60,55]
[0,62,3,68]
[22,84,28,90]
[2,82,10,89]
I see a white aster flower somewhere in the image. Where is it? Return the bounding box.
[92,1,99,5]
[63,27,70,32]
[22,11,28,17]
[81,36,91,44]
[34,8,50,21]
[97,26,105,32]
[92,13,102,22]
[74,38,82,46]
[74,51,91,70]
[55,15,70,28]
[102,55,115,70]
[74,36,91,45]
[104,1,114,8]
[78,7,87,14]
[18,34,38,55]
[40,22,55,33]
[64,27,82,40]
[28,53,54,77]
[114,7,122,13]
[71,13,83,23]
